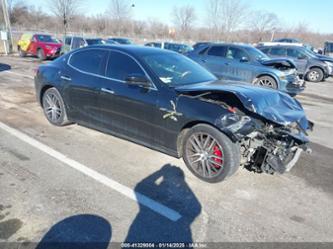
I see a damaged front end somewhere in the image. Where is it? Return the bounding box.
[176,81,314,175]
[218,112,313,174]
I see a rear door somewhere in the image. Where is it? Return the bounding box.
[63,48,109,125]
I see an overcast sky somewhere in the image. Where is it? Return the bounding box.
[25,0,332,33]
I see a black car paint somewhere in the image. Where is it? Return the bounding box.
[35,45,310,160]
[35,47,233,157]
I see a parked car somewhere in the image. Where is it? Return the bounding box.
[144,42,163,48]
[164,42,193,54]
[34,45,312,183]
[145,42,193,54]
[257,44,333,82]
[17,33,62,60]
[273,38,301,43]
[187,43,305,95]
[107,37,133,45]
[324,41,333,57]
[61,36,105,54]
[193,42,212,50]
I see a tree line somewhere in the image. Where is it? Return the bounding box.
[1,0,332,47]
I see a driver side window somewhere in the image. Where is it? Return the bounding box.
[106,51,145,81]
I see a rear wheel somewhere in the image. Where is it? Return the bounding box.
[182,124,240,183]
[42,87,70,126]
[255,75,278,89]
[18,47,26,57]
[306,68,324,82]
[37,49,46,61]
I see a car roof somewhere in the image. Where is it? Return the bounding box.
[78,44,176,57]
[205,42,255,49]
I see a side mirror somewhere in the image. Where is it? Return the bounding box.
[125,74,151,88]
[240,57,249,63]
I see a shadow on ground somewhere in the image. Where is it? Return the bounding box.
[292,142,333,196]
[124,164,201,243]
[36,214,112,249]
[0,63,11,72]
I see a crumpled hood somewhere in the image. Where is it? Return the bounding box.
[176,81,309,129]
[260,58,296,69]
[316,54,333,62]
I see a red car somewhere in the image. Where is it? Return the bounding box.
[17,33,62,60]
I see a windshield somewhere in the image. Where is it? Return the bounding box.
[36,35,59,43]
[143,53,216,86]
[246,47,270,60]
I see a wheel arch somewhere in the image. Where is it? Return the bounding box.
[177,120,233,157]
[39,85,54,107]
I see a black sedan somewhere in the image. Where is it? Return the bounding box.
[34,45,312,183]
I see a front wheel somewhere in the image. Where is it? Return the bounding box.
[42,87,70,126]
[306,68,324,82]
[182,124,240,183]
[254,75,278,89]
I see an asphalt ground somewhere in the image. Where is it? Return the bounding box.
[0,55,333,245]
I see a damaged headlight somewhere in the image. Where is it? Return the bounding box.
[221,114,252,132]
[218,113,257,138]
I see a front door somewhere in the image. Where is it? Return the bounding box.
[98,51,161,146]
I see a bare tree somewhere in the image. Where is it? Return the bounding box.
[48,0,82,35]
[249,10,279,42]
[172,5,196,39]
[108,0,133,35]
[206,0,249,40]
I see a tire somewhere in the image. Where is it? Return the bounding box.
[18,47,26,57]
[306,68,324,82]
[37,49,46,61]
[255,75,278,89]
[182,124,240,183]
[42,87,70,126]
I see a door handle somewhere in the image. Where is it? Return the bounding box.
[201,59,207,63]
[60,75,72,81]
[101,88,115,95]
[225,62,230,66]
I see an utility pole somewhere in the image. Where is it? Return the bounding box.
[1,0,13,53]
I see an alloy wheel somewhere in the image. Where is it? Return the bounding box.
[185,132,224,178]
[43,92,62,123]
[308,71,320,81]
[258,78,274,87]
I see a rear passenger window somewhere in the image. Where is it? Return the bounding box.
[69,49,108,75]
[270,47,287,56]
[207,46,227,57]
[106,51,145,81]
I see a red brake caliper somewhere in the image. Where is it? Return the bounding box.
[213,145,223,170]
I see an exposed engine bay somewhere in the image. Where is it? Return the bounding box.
[179,88,313,175]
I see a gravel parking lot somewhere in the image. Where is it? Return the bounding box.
[0,55,333,244]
